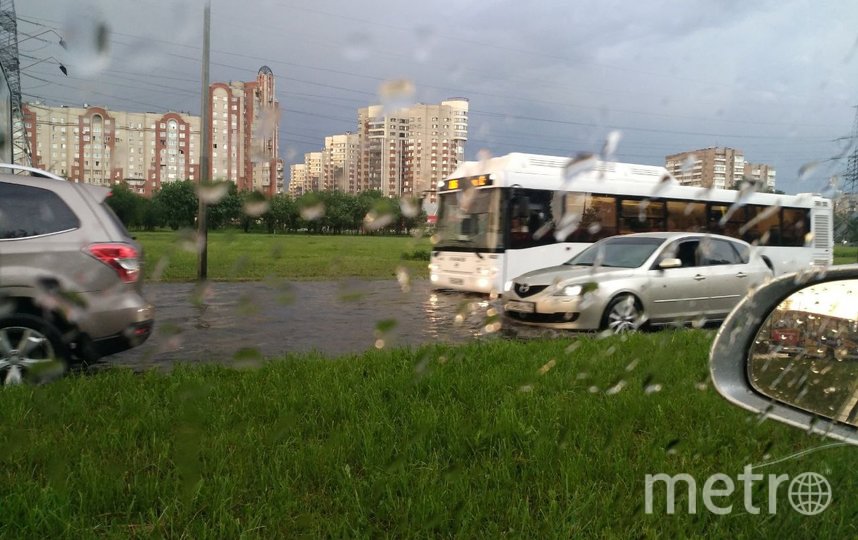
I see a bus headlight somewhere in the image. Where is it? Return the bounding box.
[554,285,583,297]
[430,273,439,283]
[428,263,439,271]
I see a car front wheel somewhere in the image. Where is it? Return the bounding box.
[0,315,68,385]
[602,295,645,333]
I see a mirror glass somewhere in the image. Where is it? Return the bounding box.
[749,279,858,427]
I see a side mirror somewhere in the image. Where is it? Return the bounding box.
[658,258,682,270]
[709,265,858,445]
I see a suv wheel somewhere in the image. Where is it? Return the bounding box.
[0,315,68,385]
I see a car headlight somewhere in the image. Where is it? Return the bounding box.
[555,284,583,296]
[504,280,513,292]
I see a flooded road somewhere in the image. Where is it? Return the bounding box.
[108,279,506,370]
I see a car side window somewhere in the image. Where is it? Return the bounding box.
[699,238,743,266]
[660,239,700,268]
[0,182,80,240]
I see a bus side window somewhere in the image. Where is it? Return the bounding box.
[781,208,809,247]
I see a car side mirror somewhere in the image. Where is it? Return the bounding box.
[709,265,858,445]
[658,258,682,269]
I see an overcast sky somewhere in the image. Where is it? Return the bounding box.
[17,0,858,194]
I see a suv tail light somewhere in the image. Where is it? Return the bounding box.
[86,243,141,283]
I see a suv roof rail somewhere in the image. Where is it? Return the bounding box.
[0,163,67,182]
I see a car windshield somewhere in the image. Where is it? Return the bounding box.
[7,1,858,537]
[566,237,665,268]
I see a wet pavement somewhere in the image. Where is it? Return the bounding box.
[107,279,505,370]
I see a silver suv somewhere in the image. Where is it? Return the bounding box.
[0,164,154,383]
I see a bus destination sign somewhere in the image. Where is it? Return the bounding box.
[440,175,493,191]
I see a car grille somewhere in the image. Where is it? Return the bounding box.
[506,311,580,324]
[514,283,548,297]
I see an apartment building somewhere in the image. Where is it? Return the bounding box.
[23,65,283,196]
[743,162,777,191]
[354,98,468,198]
[23,102,200,196]
[209,65,283,195]
[665,147,776,191]
[322,133,360,192]
[288,163,307,196]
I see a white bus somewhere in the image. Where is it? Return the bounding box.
[429,153,833,294]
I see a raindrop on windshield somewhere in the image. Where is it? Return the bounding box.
[600,130,622,161]
[197,183,229,205]
[798,161,819,182]
[563,152,598,184]
[413,25,437,62]
[379,79,416,115]
[343,32,373,61]
[61,9,111,76]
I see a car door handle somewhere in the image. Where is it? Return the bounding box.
[694,274,706,281]
[736,272,748,278]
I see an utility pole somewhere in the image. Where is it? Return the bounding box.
[197,2,211,280]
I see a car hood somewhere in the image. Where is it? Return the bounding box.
[513,265,635,286]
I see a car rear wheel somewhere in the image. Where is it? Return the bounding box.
[0,315,68,385]
[602,295,645,333]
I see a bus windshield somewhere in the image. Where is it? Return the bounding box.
[436,188,504,251]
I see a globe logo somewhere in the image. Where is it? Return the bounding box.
[788,472,832,516]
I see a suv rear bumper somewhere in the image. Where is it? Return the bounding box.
[86,319,154,359]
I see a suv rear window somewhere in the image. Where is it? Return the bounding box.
[0,182,80,239]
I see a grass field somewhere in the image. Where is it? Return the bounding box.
[136,232,858,283]
[0,331,854,537]
[137,230,431,281]
[834,245,858,265]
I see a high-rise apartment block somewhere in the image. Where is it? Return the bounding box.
[23,66,283,196]
[292,98,469,199]
[665,147,776,190]
[209,66,282,195]
[322,133,360,192]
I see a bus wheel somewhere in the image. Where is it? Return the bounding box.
[602,295,645,333]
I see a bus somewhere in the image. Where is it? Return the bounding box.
[429,153,833,294]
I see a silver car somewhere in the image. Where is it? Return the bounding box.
[0,165,154,383]
[503,232,773,332]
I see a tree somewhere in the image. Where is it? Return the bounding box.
[154,180,198,230]
[207,182,241,230]
[105,182,143,228]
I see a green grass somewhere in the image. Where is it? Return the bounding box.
[834,246,858,266]
[137,230,431,281]
[0,331,855,538]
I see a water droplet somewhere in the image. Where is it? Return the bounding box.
[364,210,394,231]
[588,386,600,394]
[798,161,819,182]
[625,359,639,372]
[396,266,411,293]
[519,384,534,393]
[538,359,557,375]
[343,32,372,61]
[413,25,437,62]
[823,386,837,395]
[400,198,419,218]
[300,202,325,221]
[606,380,627,395]
[243,199,270,217]
[61,10,111,76]
[665,438,680,454]
[379,79,415,115]
[563,153,598,184]
[566,342,581,354]
[644,383,663,395]
[681,155,697,174]
[374,339,385,349]
[601,131,622,160]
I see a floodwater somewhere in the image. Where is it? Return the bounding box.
[108,279,507,370]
